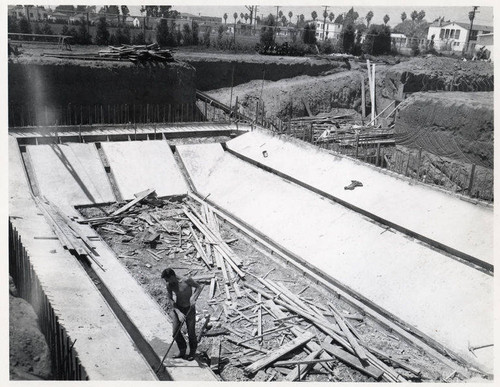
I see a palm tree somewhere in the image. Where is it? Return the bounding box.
[329,12,335,22]
[288,11,293,21]
[240,12,244,22]
[401,12,407,23]
[417,10,426,21]
[281,15,286,26]
[366,11,374,28]
[311,11,318,21]
[233,12,238,24]
[410,10,418,22]
[278,10,283,19]
[383,14,390,25]
[244,13,249,24]
[223,13,228,25]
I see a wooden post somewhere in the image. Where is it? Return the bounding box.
[229,66,235,110]
[405,152,411,176]
[234,96,238,117]
[371,63,376,126]
[355,134,359,158]
[468,164,476,196]
[255,101,259,125]
[361,76,366,125]
[376,142,381,166]
[205,101,208,121]
[416,147,422,180]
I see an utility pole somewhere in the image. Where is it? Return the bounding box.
[466,6,479,53]
[321,5,329,40]
[276,6,280,21]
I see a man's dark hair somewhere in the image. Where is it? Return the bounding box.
[161,268,176,280]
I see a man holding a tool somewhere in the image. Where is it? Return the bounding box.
[161,268,201,361]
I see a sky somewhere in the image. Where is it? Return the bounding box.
[124,5,494,28]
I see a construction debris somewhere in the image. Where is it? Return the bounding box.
[77,195,447,382]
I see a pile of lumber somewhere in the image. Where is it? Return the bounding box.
[34,196,105,271]
[79,194,422,381]
[98,43,174,63]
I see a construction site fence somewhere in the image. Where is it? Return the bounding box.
[8,102,237,127]
[387,147,493,202]
[276,124,492,202]
[9,222,89,380]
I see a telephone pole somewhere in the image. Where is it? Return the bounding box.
[321,5,329,40]
[466,6,479,52]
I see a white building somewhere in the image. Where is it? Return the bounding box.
[308,20,342,41]
[9,5,49,21]
[427,20,493,52]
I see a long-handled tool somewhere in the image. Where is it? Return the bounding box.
[468,341,493,357]
[156,285,204,373]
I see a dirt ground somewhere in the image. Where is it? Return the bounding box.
[9,276,52,380]
[78,195,475,382]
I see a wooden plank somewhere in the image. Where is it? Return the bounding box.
[322,340,383,380]
[328,302,368,361]
[188,225,211,268]
[284,349,323,381]
[209,278,216,299]
[245,332,314,374]
[111,188,155,216]
[227,336,268,354]
[210,337,222,372]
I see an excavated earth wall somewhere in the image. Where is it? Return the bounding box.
[179,55,342,91]
[8,57,196,123]
[395,91,494,168]
[383,57,493,100]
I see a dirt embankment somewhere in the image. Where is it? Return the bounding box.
[9,276,52,380]
[395,91,494,168]
[383,57,494,99]
[206,64,390,121]
[8,56,196,122]
[175,52,344,91]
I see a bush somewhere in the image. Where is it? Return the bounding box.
[411,39,420,56]
[132,31,146,45]
[260,14,276,46]
[362,24,391,55]
[95,17,110,45]
[41,21,53,35]
[339,23,355,53]
[18,17,32,34]
[182,23,193,45]
[303,23,317,45]
[192,21,199,45]
[202,27,212,47]
[8,16,19,33]
[318,39,336,54]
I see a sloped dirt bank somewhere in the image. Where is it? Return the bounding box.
[383,57,493,99]
[395,91,493,168]
[9,276,52,380]
[205,66,390,121]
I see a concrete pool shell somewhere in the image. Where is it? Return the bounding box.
[9,126,494,379]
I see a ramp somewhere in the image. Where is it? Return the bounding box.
[226,130,493,266]
[27,143,115,208]
[177,143,493,374]
[101,140,188,200]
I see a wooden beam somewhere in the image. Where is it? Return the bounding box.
[245,332,315,374]
[322,341,383,380]
[328,302,368,361]
[111,188,155,216]
[284,349,323,381]
[210,337,222,372]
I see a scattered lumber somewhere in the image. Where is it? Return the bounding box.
[329,302,368,361]
[284,349,324,381]
[245,332,315,375]
[322,341,383,380]
[112,188,155,216]
[210,337,222,372]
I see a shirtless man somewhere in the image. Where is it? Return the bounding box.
[161,268,200,360]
